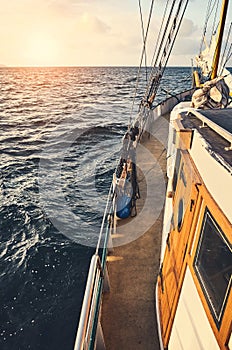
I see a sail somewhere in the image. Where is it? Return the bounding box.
[195,35,232,94]
[195,35,217,77]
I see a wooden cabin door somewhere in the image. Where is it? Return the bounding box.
[158,154,200,348]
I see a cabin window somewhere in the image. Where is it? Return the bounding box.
[194,208,232,328]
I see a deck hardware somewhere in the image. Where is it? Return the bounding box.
[190,199,195,212]
[180,163,187,187]
[199,121,207,128]
[224,143,232,151]
[97,255,104,278]
[159,264,164,294]
[107,214,112,224]
[166,233,171,251]
[183,244,188,261]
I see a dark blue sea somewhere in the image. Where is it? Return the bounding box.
[0,66,193,350]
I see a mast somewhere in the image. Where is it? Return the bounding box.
[211,0,229,79]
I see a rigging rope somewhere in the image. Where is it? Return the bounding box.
[129,0,155,128]
[211,0,220,39]
[144,0,190,107]
[138,0,148,82]
[219,21,232,74]
[144,0,176,101]
[220,42,232,73]
[199,0,214,54]
[150,0,171,69]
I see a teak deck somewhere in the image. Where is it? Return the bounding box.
[101,115,169,350]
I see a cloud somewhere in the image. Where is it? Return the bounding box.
[1,0,217,66]
[46,0,106,17]
[179,18,198,37]
[173,38,199,56]
[78,13,111,34]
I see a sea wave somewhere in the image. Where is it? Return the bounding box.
[0,66,193,350]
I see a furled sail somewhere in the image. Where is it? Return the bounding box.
[191,76,230,109]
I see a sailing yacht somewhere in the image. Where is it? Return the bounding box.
[74,0,232,349]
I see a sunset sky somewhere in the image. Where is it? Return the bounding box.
[0,0,231,67]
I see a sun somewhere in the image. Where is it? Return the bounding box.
[25,34,60,67]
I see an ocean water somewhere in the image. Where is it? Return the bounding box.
[0,66,193,350]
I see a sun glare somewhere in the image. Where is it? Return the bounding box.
[25,35,59,67]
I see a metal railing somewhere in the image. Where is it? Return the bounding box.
[73,183,114,350]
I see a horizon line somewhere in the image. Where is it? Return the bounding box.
[0,64,201,68]
[1,64,231,69]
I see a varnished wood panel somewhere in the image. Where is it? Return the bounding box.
[189,184,232,350]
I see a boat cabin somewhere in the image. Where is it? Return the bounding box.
[157,103,232,350]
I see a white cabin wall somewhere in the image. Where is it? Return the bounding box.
[169,268,220,350]
[169,102,231,224]
[190,131,232,223]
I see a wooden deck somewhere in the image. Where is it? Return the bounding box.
[101,115,169,350]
